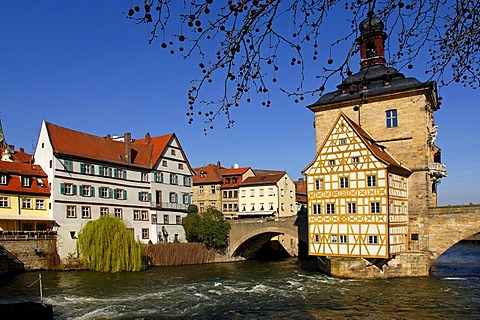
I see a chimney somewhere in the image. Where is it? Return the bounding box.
[217,161,221,168]
[145,132,151,143]
[19,147,24,153]
[106,134,111,139]
[124,132,132,163]
[298,178,304,187]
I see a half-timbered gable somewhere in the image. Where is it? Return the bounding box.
[304,113,411,259]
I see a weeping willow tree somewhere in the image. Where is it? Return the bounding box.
[77,215,145,272]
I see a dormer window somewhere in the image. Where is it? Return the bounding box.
[200,171,206,178]
[22,176,30,187]
[225,177,230,184]
[36,178,45,187]
[0,174,7,185]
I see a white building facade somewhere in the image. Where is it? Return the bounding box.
[34,121,193,259]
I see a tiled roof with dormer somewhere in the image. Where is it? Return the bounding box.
[45,122,153,168]
[192,164,223,185]
[0,161,50,195]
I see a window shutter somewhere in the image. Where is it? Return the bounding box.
[108,168,112,177]
[72,185,77,195]
[98,166,103,175]
[148,193,152,202]
[80,163,85,173]
[90,165,95,175]
[113,168,118,178]
[98,187,102,196]
[175,193,178,203]
[79,185,84,196]
[108,188,113,199]
[138,192,142,201]
[60,183,65,195]
[123,190,127,200]
[153,172,158,182]
[90,186,95,197]
[123,171,127,179]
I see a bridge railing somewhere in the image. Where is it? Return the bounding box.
[0,230,57,241]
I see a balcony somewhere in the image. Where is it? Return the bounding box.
[0,230,57,241]
[151,202,189,211]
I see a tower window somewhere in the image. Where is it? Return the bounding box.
[386,110,398,128]
[366,41,377,58]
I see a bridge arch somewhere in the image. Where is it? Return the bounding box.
[427,205,480,259]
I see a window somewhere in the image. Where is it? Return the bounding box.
[178,163,184,170]
[371,202,381,214]
[340,139,347,145]
[232,177,237,183]
[151,214,157,224]
[100,166,110,177]
[259,188,264,197]
[329,160,335,166]
[233,204,238,212]
[133,210,140,220]
[225,177,230,184]
[170,174,178,185]
[241,189,246,197]
[115,189,126,200]
[169,192,178,203]
[154,172,163,183]
[348,203,356,214]
[260,203,264,211]
[223,191,228,198]
[223,204,228,211]
[199,186,204,195]
[269,202,274,210]
[339,235,347,244]
[0,174,7,185]
[61,183,76,196]
[234,191,238,198]
[281,189,285,196]
[139,192,150,202]
[0,197,9,208]
[176,215,181,224]
[141,172,149,182]
[199,203,205,213]
[352,157,359,163]
[81,185,93,197]
[22,177,30,187]
[66,205,76,218]
[386,109,398,128]
[81,206,91,219]
[367,175,376,187]
[141,210,149,221]
[290,190,293,198]
[281,203,285,211]
[268,188,274,196]
[314,234,320,243]
[315,179,324,191]
[326,203,335,214]
[184,176,191,186]
[200,171,205,178]
[368,235,379,244]
[250,203,255,211]
[22,198,32,209]
[313,204,321,214]
[210,185,216,194]
[115,168,126,179]
[99,187,109,198]
[241,203,246,211]
[142,228,149,239]
[182,193,191,204]
[80,163,93,175]
[114,208,123,219]
[290,204,294,212]
[171,149,176,156]
[36,178,45,187]
[35,199,45,210]
[100,207,109,216]
[331,235,337,243]
[340,177,349,189]
[64,160,73,172]
[163,215,169,224]
[250,189,255,197]
[211,202,216,208]
[162,160,167,167]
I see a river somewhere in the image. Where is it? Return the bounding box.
[1,242,479,319]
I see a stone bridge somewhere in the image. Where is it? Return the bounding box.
[228,215,308,259]
[424,204,480,259]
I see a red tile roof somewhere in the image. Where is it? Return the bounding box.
[192,164,223,184]
[134,134,173,167]
[0,161,50,195]
[241,172,286,187]
[0,148,34,164]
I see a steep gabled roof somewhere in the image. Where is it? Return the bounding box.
[241,172,287,187]
[135,134,173,166]
[303,113,411,177]
[45,122,152,168]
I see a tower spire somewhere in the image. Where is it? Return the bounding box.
[357,1,386,68]
[0,119,7,149]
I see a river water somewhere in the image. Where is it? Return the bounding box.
[1,242,479,319]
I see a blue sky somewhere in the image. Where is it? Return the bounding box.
[0,2,478,206]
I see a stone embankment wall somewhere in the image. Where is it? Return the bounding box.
[0,240,59,273]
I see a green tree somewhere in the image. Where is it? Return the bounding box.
[198,207,231,253]
[77,215,144,272]
[182,204,202,243]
